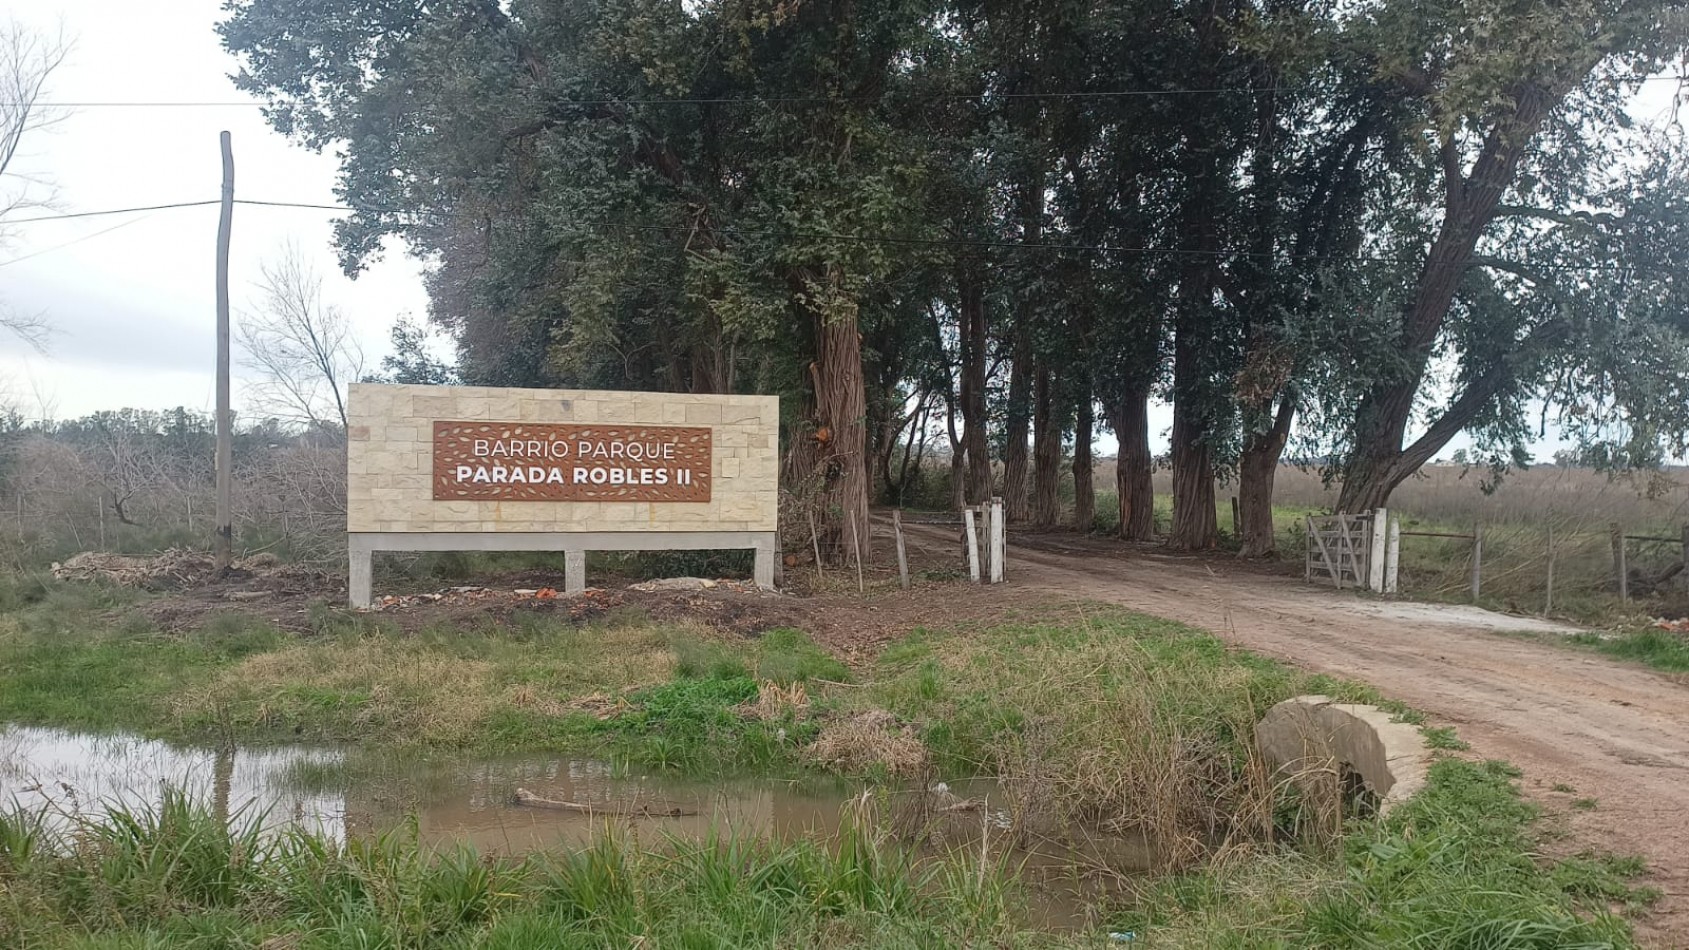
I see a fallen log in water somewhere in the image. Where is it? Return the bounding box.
[513,787,696,818]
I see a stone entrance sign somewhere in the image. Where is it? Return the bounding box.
[346,383,778,606]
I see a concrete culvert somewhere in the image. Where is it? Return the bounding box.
[1255,695,1430,815]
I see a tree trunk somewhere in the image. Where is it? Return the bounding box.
[1031,362,1061,527]
[1003,332,1031,521]
[1072,396,1094,531]
[1004,169,1044,523]
[1168,300,1219,551]
[1336,89,1558,512]
[1168,407,1217,551]
[956,260,994,505]
[949,443,967,510]
[807,283,871,562]
[1237,396,1295,557]
[1107,388,1155,541]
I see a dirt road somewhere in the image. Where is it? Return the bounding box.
[920,526,1689,946]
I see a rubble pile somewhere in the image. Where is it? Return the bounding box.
[50,549,325,591]
[365,585,626,619]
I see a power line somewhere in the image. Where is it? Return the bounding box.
[4,200,220,224]
[1,194,1657,272]
[0,214,157,268]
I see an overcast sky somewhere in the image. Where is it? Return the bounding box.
[1,2,1682,460]
[1,0,429,422]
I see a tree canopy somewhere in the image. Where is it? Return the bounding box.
[222,0,1689,554]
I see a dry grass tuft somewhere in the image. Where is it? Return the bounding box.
[739,680,810,720]
[806,709,930,777]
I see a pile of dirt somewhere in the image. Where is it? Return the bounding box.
[51,549,330,593]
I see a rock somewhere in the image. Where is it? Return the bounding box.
[1255,695,1430,814]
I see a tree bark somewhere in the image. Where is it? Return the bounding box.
[1003,332,1031,521]
[1106,387,1155,541]
[1072,395,1094,531]
[1168,282,1219,550]
[1031,362,1061,527]
[1168,408,1217,550]
[1237,395,1295,557]
[948,431,967,511]
[956,260,994,505]
[1004,168,1045,523]
[805,276,871,561]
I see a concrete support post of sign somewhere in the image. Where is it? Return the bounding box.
[1367,508,1388,592]
[565,551,586,595]
[349,540,373,608]
[753,536,776,591]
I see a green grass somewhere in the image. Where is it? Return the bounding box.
[0,760,1651,949]
[0,792,1064,949]
[0,577,842,763]
[1112,758,1651,947]
[0,581,1658,948]
[1566,627,1689,673]
[1421,725,1472,751]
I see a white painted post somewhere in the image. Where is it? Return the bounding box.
[963,506,981,584]
[1368,508,1388,592]
[989,496,1005,583]
[1384,515,1400,595]
[892,509,910,591]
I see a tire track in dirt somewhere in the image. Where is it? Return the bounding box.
[914,525,1689,946]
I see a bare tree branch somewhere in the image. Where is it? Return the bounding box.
[238,242,365,430]
[0,19,68,353]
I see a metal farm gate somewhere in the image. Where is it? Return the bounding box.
[1305,512,1378,590]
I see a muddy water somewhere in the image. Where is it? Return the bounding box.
[1,725,1131,929]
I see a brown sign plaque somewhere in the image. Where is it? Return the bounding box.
[432,421,711,502]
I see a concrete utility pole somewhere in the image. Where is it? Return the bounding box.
[215,131,234,570]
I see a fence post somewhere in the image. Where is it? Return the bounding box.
[1384,515,1400,595]
[1304,515,1314,583]
[989,496,1005,584]
[1544,526,1555,617]
[1681,524,1689,594]
[1611,522,1628,604]
[892,509,910,590]
[963,506,981,584]
[1470,523,1484,602]
[1367,508,1388,592]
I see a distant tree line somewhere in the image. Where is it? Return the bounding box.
[220,0,1689,559]
[0,409,345,567]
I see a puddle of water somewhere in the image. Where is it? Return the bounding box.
[1,724,1134,930]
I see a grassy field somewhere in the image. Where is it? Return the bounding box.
[0,576,1660,947]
